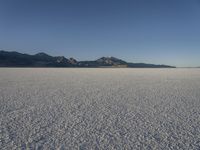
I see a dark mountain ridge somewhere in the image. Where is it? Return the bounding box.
[0,50,175,68]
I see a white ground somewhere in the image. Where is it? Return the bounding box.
[0,68,200,149]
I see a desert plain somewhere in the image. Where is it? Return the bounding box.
[0,68,200,149]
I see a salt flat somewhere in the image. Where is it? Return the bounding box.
[0,68,200,149]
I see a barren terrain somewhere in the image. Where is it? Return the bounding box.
[0,68,200,149]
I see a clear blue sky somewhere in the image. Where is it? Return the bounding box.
[1,0,200,67]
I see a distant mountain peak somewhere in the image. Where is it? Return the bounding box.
[55,56,68,63]
[35,52,50,57]
[96,56,127,66]
[97,56,124,61]
[68,58,77,64]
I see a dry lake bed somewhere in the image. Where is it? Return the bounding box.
[0,68,200,149]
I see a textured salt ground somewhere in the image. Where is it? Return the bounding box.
[0,68,200,149]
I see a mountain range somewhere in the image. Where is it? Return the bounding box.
[0,50,175,68]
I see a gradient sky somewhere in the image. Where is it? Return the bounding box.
[1,0,200,67]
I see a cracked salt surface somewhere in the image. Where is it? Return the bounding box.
[0,68,200,149]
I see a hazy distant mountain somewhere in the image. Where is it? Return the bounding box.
[0,50,175,68]
[78,57,128,67]
[127,63,174,68]
[96,57,127,66]
[0,51,76,67]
